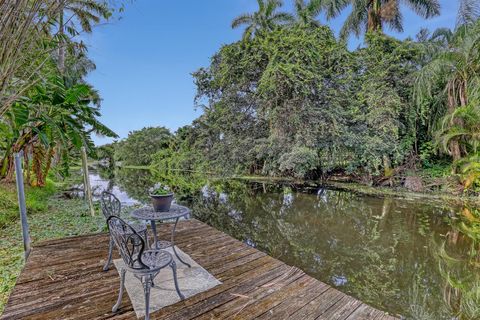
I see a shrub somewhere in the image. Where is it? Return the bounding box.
[278,147,319,179]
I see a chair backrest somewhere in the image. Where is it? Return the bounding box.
[107,215,147,270]
[100,191,121,219]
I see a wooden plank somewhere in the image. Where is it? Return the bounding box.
[201,269,308,319]
[288,287,346,320]
[0,219,396,320]
[150,260,285,319]
[316,295,362,320]
[228,274,314,319]
[159,265,293,320]
[33,233,106,248]
[256,278,330,319]
[345,304,384,319]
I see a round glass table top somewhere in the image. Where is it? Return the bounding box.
[130,204,190,221]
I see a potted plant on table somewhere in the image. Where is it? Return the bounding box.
[149,183,174,212]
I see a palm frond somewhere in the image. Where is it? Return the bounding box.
[232,14,254,29]
[430,27,453,44]
[323,0,350,19]
[404,0,441,19]
[307,0,324,17]
[257,0,266,12]
[416,28,430,42]
[243,25,256,40]
[339,1,367,40]
[272,12,295,25]
[66,0,110,34]
[457,0,480,28]
[266,0,283,16]
[294,0,306,14]
[382,0,403,33]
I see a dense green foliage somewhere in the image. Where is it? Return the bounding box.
[0,1,118,185]
[144,27,422,182]
[122,1,477,195]
[115,127,171,166]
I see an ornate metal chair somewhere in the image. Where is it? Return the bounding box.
[107,216,184,320]
[100,191,148,271]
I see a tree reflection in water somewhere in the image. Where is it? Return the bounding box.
[109,169,479,319]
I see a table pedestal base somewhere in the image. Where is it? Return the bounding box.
[150,220,191,268]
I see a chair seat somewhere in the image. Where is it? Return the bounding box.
[154,240,172,249]
[129,222,147,233]
[142,250,172,270]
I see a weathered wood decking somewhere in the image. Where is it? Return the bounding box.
[1,219,396,319]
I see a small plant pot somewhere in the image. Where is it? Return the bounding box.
[150,193,174,212]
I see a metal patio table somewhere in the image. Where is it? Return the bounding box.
[130,204,191,268]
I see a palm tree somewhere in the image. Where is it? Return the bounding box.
[231,0,294,39]
[325,0,440,40]
[56,0,110,74]
[293,0,324,27]
[456,0,480,27]
[0,1,58,117]
[415,20,480,162]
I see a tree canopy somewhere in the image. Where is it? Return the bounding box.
[115,127,172,166]
[143,2,480,192]
[153,26,421,182]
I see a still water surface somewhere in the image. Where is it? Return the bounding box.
[90,168,480,320]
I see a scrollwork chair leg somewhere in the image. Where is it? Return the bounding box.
[103,237,114,271]
[144,229,150,249]
[170,261,185,300]
[143,278,152,320]
[112,268,126,312]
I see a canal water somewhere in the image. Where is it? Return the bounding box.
[89,168,480,319]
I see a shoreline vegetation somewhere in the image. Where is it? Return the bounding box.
[239,175,480,205]
[117,162,480,205]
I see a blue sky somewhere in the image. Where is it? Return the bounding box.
[85,0,459,145]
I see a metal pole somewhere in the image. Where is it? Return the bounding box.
[81,146,95,216]
[14,151,31,259]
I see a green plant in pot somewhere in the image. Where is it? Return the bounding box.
[149,183,174,212]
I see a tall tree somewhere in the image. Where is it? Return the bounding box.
[115,127,172,166]
[325,0,440,40]
[231,0,294,39]
[55,0,110,74]
[293,0,324,27]
[415,21,480,162]
[0,0,60,116]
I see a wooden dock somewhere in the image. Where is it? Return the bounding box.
[1,219,396,319]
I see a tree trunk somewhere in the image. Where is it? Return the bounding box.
[4,155,15,182]
[32,145,46,186]
[0,151,11,179]
[450,142,462,162]
[447,83,462,162]
[42,145,55,180]
[24,146,31,186]
[382,155,393,186]
[367,0,382,32]
[459,78,467,107]
[57,1,65,75]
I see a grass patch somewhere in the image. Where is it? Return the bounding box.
[0,180,57,228]
[0,181,105,314]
